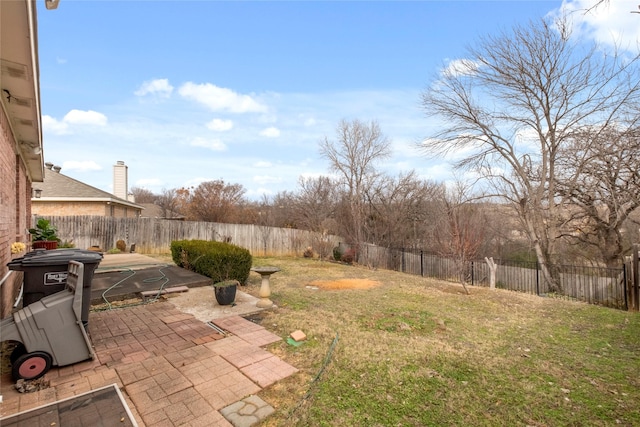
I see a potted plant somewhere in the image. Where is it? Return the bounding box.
[213,280,239,306]
[29,218,60,250]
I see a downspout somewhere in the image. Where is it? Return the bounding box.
[0,271,24,308]
[0,271,13,289]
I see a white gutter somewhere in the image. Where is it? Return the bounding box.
[26,0,43,160]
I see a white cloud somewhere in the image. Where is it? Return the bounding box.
[248,187,274,198]
[554,1,640,51]
[299,171,326,180]
[41,87,434,199]
[189,137,226,151]
[423,163,455,181]
[253,175,282,184]
[259,127,280,138]
[134,78,174,97]
[184,177,209,188]
[303,117,317,126]
[56,57,67,64]
[206,118,234,131]
[61,160,102,172]
[253,161,272,168]
[178,82,267,113]
[256,113,278,124]
[63,109,108,126]
[42,110,107,135]
[135,178,164,187]
[442,58,481,77]
[42,115,69,135]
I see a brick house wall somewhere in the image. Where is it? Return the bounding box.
[32,201,141,218]
[0,105,31,318]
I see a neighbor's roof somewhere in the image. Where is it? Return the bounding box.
[32,166,143,209]
[138,203,185,219]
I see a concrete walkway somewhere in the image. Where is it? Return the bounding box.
[0,254,297,426]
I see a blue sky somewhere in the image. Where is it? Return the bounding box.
[36,0,640,200]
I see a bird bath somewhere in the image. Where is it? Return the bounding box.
[251,267,280,308]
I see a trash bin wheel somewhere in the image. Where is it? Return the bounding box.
[9,343,26,364]
[12,351,53,381]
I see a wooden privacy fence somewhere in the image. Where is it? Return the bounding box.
[36,216,639,310]
[38,216,342,257]
[350,243,629,310]
[624,244,640,311]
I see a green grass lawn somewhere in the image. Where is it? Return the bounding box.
[239,257,640,427]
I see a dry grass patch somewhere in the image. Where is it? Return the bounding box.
[307,278,381,290]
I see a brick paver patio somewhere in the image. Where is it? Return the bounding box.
[0,302,298,426]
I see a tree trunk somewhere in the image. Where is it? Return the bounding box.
[485,257,497,290]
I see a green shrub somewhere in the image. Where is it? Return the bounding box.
[332,246,342,261]
[170,239,252,284]
[58,239,75,249]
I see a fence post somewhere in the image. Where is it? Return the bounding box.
[420,250,424,277]
[536,262,540,295]
[633,244,639,311]
[471,261,474,286]
[623,263,629,311]
[401,248,405,273]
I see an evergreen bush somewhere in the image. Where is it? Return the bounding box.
[170,239,252,284]
[332,246,342,261]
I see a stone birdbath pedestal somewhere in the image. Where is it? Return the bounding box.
[251,266,280,308]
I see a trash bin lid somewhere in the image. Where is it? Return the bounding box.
[7,249,103,268]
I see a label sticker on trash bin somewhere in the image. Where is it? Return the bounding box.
[44,272,68,286]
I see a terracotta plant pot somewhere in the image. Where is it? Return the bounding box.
[32,241,58,250]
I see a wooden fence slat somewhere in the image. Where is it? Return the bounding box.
[38,215,629,310]
[38,215,342,257]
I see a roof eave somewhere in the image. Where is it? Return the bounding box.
[0,0,44,182]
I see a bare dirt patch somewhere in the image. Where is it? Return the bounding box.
[307,278,381,290]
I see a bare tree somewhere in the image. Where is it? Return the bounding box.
[155,187,180,218]
[319,119,391,257]
[432,182,487,295]
[174,187,194,219]
[252,195,273,255]
[557,128,640,267]
[289,176,340,259]
[420,16,640,291]
[189,180,246,223]
[269,191,297,228]
[364,171,439,248]
[129,186,156,203]
[291,176,339,234]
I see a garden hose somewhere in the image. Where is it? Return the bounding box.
[92,263,171,311]
[287,331,340,419]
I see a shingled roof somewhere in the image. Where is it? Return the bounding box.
[33,165,143,210]
[138,203,185,220]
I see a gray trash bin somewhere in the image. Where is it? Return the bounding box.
[0,261,95,381]
[7,249,103,326]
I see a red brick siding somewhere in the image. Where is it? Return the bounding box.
[32,201,141,218]
[0,105,31,318]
